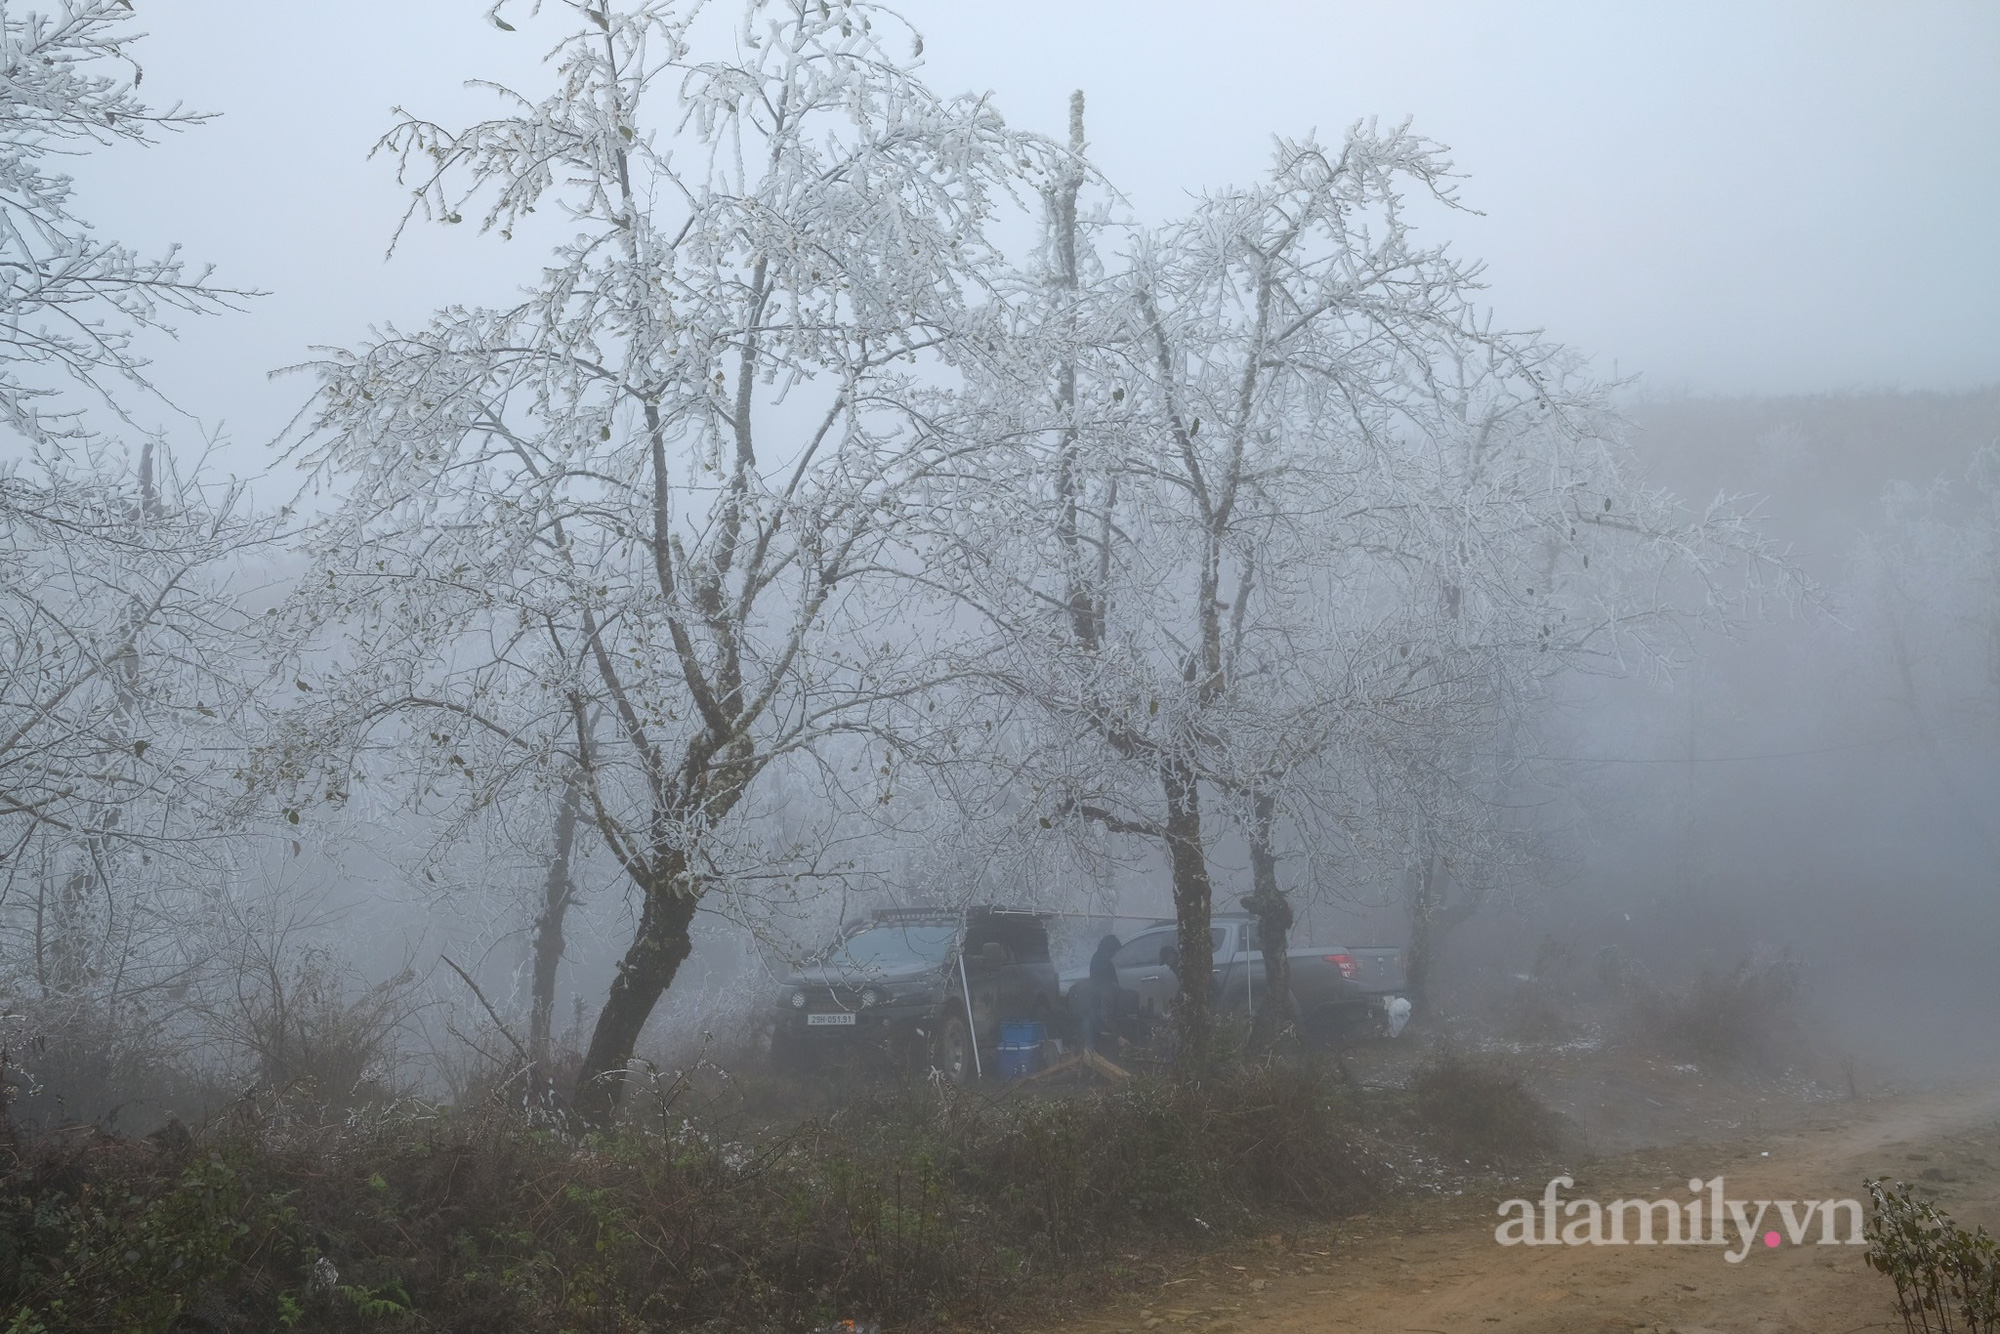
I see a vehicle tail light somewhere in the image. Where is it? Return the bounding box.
[1323,953,1356,980]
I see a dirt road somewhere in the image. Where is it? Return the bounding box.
[1039,1084,2000,1334]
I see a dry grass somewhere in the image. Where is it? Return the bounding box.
[1407,1050,1563,1166]
[1635,951,1807,1072]
[0,1062,1394,1332]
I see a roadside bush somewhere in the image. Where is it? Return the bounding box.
[1,938,425,1136]
[1636,951,1805,1071]
[1866,1178,1999,1333]
[208,945,422,1111]
[0,1063,1387,1332]
[1408,1051,1560,1165]
[969,1062,1375,1257]
[1494,936,1584,1042]
[0,1003,217,1133]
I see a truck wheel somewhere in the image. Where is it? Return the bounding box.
[1303,1003,1368,1050]
[933,1013,976,1083]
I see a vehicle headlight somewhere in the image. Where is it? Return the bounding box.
[789,990,806,1008]
[861,987,883,1008]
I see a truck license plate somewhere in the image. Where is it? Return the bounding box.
[806,1012,856,1026]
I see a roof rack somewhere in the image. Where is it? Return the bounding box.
[866,905,1051,924]
[869,907,959,923]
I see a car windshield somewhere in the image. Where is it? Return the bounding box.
[822,923,956,971]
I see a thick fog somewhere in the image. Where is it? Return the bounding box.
[5,0,1998,1132]
[66,0,2000,474]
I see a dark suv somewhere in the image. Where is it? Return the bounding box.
[769,906,1060,1081]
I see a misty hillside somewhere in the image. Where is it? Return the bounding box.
[1425,385,2000,1074]
[1630,386,2000,557]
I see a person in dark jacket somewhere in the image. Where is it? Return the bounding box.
[1089,934,1120,987]
[1078,934,1121,1053]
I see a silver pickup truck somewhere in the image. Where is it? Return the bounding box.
[1061,913,1410,1043]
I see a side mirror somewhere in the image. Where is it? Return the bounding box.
[1159,944,1180,972]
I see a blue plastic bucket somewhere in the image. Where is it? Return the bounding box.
[995,1020,1046,1079]
[994,1042,1040,1079]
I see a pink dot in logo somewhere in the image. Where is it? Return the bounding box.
[1764,1231,1782,1248]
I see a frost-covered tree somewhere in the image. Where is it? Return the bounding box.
[1,0,261,863]
[1,449,266,1015]
[944,118,1795,1058]
[0,0,247,447]
[1253,335,1795,1008]
[273,0,1055,1123]
[0,1,268,1106]
[941,119,1489,1061]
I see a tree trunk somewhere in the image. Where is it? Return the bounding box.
[570,858,699,1128]
[1162,752,1214,1074]
[528,765,584,1086]
[1406,890,1435,1014]
[1052,91,1100,651]
[1405,840,1481,1017]
[1243,790,1293,1048]
[1406,845,1445,1011]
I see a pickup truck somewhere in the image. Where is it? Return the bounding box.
[769,906,1060,1082]
[1060,913,1409,1044]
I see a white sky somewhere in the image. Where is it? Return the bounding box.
[69,1,2000,485]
